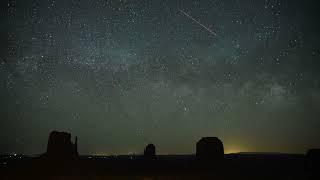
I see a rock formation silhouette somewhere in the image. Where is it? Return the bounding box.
[307,149,320,160]
[196,137,224,161]
[45,131,78,159]
[144,144,156,159]
[306,149,320,177]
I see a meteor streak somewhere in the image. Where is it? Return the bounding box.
[179,9,217,36]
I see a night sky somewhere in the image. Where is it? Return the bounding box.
[1,0,320,155]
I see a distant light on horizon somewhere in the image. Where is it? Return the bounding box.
[225,145,248,154]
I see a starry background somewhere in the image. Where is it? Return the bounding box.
[1,0,320,155]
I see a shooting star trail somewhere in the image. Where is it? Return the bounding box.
[179,9,217,36]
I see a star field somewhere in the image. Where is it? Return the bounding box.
[1,0,320,155]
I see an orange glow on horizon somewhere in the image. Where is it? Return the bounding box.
[225,145,248,154]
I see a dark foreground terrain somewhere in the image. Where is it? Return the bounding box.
[1,153,318,180]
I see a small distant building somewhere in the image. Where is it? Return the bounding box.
[45,131,78,159]
[196,137,224,160]
[144,144,156,159]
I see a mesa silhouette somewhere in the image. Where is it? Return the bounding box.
[1,130,319,180]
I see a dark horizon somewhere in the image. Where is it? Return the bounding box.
[2,132,318,179]
[1,132,311,156]
[0,130,316,156]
